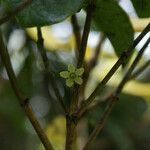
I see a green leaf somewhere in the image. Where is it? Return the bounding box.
[2,0,86,27]
[131,0,150,18]
[93,0,134,57]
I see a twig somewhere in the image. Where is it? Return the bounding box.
[129,59,150,80]
[77,23,150,118]
[79,94,111,119]
[85,33,106,74]
[82,36,150,150]
[82,59,150,116]
[78,33,106,106]
[65,3,95,150]
[115,37,150,94]
[70,2,95,112]
[0,30,54,150]
[0,0,32,25]
[37,27,67,113]
[82,33,106,96]
[71,14,81,58]
[82,95,117,150]
[77,3,94,68]
[65,115,77,150]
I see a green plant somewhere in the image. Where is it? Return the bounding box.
[0,0,150,150]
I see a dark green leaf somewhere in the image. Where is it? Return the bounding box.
[88,92,147,128]
[2,0,86,27]
[93,0,134,57]
[106,121,134,150]
[131,0,150,17]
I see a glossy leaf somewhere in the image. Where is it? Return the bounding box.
[131,0,150,18]
[93,0,134,57]
[2,0,86,27]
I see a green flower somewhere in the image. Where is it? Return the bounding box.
[60,64,84,87]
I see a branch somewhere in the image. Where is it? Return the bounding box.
[85,33,106,74]
[65,3,95,150]
[0,30,54,150]
[82,33,106,92]
[77,23,150,118]
[82,36,150,150]
[83,59,150,115]
[0,0,32,25]
[78,33,106,105]
[65,115,77,150]
[82,95,117,150]
[129,59,150,80]
[115,37,150,94]
[69,3,95,113]
[37,27,67,114]
[71,14,81,58]
[80,93,113,119]
[77,3,94,68]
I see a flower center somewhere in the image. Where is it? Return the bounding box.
[69,73,76,79]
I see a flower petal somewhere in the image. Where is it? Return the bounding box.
[68,64,75,72]
[75,77,83,85]
[66,79,74,87]
[76,68,84,76]
[60,71,69,78]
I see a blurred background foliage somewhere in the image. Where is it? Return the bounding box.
[0,1,150,150]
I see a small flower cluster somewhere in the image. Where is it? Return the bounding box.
[60,64,84,87]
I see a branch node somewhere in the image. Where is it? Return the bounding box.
[121,51,128,59]
[20,98,29,107]
[66,113,78,125]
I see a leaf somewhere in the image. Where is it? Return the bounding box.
[131,0,150,18]
[106,121,134,150]
[88,92,147,128]
[2,0,86,27]
[93,0,134,57]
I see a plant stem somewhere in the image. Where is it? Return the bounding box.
[82,36,150,150]
[66,3,95,150]
[65,115,77,150]
[77,4,94,68]
[0,0,32,25]
[71,15,81,59]
[82,34,106,98]
[85,33,105,75]
[115,36,150,94]
[83,95,117,150]
[79,94,111,119]
[71,2,95,112]
[77,23,150,118]
[129,59,150,80]
[0,30,54,150]
[82,58,150,116]
[37,27,67,113]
